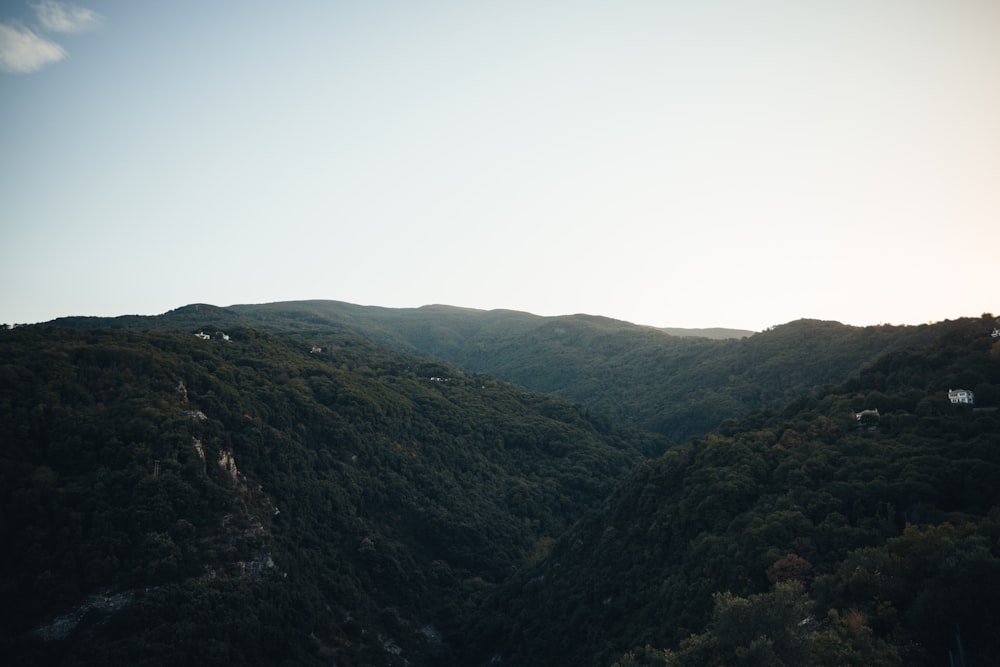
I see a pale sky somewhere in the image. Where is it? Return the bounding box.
[2,1,997,331]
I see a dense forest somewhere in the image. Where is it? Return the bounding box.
[465,315,1000,666]
[0,324,656,665]
[2,305,998,666]
[49,300,948,443]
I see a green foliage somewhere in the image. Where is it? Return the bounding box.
[11,308,999,666]
[1,325,654,665]
[647,581,900,667]
[466,315,1000,666]
[47,301,949,445]
[678,581,814,667]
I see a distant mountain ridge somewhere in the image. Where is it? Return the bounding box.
[47,300,951,444]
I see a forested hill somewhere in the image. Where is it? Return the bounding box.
[0,325,659,665]
[48,300,951,443]
[465,315,1000,667]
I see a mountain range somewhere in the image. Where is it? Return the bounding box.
[2,301,998,666]
[50,300,951,444]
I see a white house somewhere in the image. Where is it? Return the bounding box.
[854,408,880,426]
[948,389,974,405]
[195,332,211,340]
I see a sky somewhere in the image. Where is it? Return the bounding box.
[1,1,997,331]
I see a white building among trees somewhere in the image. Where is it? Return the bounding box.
[948,389,974,404]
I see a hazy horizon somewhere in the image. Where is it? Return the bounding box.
[9,296,997,334]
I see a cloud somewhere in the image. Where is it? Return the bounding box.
[0,22,65,73]
[0,2,102,73]
[32,1,101,33]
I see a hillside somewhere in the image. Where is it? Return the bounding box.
[222,303,947,444]
[0,325,659,665]
[20,305,999,666]
[49,300,948,444]
[464,315,1000,666]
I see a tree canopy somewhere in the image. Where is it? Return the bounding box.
[463,315,1000,666]
[5,309,998,666]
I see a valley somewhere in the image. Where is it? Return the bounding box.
[2,304,998,666]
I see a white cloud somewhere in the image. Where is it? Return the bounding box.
[32,1,101,34]
[0,22,65,73]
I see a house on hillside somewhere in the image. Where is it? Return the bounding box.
[948,389,974,405]
[195,332,211,340]
[854,408,880,427]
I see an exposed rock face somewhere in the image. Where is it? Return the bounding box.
[218,448,239,485]
[34,590,135,641]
